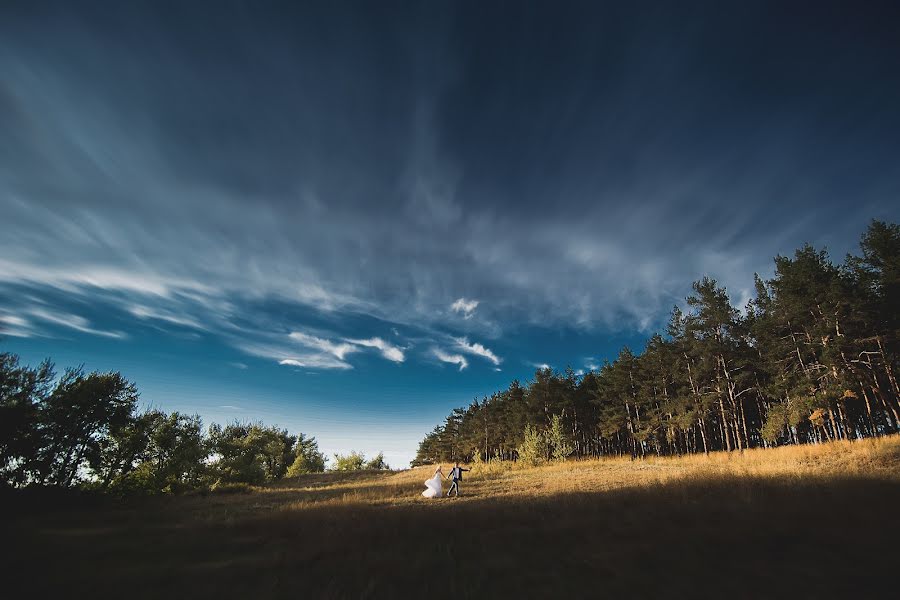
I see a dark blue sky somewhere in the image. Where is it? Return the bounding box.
[2,1,899,465]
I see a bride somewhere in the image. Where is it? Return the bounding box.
[422,465,443,498]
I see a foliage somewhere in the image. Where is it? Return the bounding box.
[415,220,900,464]
[547,414,574,461]
[0,354,322,494]
[209,422,297,485]
[364,452,390,470]
[286,434,326,476]
[332,451,366,471]
[516,425,547,466]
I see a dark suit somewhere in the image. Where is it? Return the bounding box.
[447,466,469,496]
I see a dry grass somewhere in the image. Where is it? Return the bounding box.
[255,435,900,508]
[5,436,900,598]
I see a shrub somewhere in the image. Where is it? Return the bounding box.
[547,414,574,462]
[364,452,390,470]
[332,451,366,471]
[517,425,547,466]
[210,481,253,494]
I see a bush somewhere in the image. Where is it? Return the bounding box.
[364,452,390,470]
[547,414,574,462]
[517,425,547,466]
[210,481,253,494]
[286,450,325,477]
[332,451,366,471]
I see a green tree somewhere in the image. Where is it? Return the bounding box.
[0,353,54,486]
[35,368,140,487]
[365,452,390,470]
[209,422,296,485]
[286,433,326,476]
[547,414,573,461]
[516,424,546,466]
[332,450,366,471]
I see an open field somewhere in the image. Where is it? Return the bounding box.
[6,437,900,598]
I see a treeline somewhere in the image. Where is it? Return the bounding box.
[0,355,336,494]
[414,220,900,465]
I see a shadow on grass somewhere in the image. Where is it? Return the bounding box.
[5,474,898,599]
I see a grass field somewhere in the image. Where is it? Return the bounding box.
[6,437,900,598]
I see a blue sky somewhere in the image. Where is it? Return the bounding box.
[2,1,899,466]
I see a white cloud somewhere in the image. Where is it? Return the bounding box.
[453,337,501,366]
[237,340,353,370]
[346,337,405,363]
[530,362,551,371]
[289,331,359,360]
[0,259,208,298]
[0,314,33,337]
[278,357,353,370]
[28,308,126,339]
[433,348,468,371]
[128,305,204,329]
[450,297,479,319]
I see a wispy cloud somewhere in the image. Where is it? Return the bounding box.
[346,337,405,363]
[28,307,126,339]
[128,305,205,329]
[278,357,352,370]
[453,337,501,366]
[236,340,353,370]
[288,331,359,360]
[0,313,34,338]
[450,298,479,319]
[0,259,208,298]
[530,362,551,371]
[432,348,468,371]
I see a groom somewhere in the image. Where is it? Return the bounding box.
[446,461,470,497]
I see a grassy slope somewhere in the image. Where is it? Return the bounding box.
[6,437,900,599]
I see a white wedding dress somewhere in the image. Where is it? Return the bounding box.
[422,471,443,498]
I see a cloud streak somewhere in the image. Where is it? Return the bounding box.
[346,337,405,363]
[28,308,126,339]
[432,348,468,371]
[450,298,479,319]
[453,337,501,366]
[288,331,359,361]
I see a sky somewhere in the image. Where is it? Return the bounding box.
[2,1,899,467]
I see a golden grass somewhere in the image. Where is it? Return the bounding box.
[240,435,900,510]
[6,436,900,599]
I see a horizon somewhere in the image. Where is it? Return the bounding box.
[3,1,900,467]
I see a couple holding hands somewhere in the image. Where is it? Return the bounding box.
[422,462,469,498]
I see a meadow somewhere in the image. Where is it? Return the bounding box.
[6,436,900,599]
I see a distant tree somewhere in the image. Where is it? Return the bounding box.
[93,409,159,490]
[124,412,207,493]
[286,433,326,476]
[209,422,296,485]
[0,353,55,486]
[332,451,366,471]
[34,368,140,487]
[516,425,546,466]
[547,414,573,461]
[364,452,390,470]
